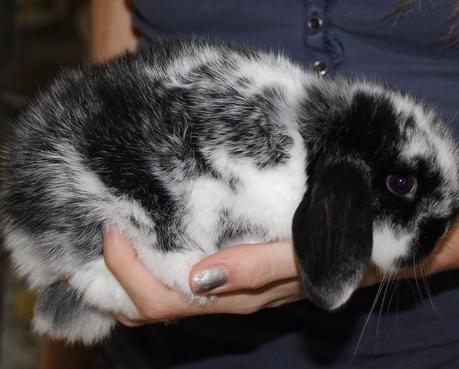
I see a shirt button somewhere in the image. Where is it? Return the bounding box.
[312,60,329,76]
[308,16,323,33]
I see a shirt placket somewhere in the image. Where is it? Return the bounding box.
[306,0,343,77]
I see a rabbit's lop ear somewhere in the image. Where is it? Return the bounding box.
[292,155,373,310]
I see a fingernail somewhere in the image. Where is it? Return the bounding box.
[192,266,228,293]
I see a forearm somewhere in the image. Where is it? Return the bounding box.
[90,0,138,63]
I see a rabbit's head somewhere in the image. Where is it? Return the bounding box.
[293,81,459,310]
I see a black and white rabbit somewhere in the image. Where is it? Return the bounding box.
[0,38,458,344]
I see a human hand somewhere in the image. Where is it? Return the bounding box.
[103,230,306,326]
[104,218,459,326]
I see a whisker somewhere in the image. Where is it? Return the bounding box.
[386,275,399,314]
[420,262,436,312]
[375,274,391,344]
[412,254,425,302]
[351,275,386,360]
[394,279,401,347]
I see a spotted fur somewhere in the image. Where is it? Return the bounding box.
[0,38,457,343]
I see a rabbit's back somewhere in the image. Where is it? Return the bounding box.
[1,39,310,290]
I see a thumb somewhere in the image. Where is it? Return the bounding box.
[189,240,301,295]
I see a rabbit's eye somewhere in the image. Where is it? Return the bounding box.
[386,175,418,200]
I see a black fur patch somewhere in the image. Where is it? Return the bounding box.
[215,209,267,249]
[35,281,86,328]
[293,157,373,310]
[405,216,451,266]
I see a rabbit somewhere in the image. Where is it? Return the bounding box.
[0,38,458,344]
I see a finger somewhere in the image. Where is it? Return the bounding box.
[103,228,192,320]
[428,218,459,272]
[104,230,305,319]
[208,278,306,314]
[103,229,283,319]
[114,313,148,328]
[190,241,302,294]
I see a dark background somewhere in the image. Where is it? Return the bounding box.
[0,1,89,367]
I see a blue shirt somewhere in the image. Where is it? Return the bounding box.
[132,0,459,141]
[103,1,459,368]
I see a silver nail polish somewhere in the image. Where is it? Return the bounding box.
[192,266,228,293]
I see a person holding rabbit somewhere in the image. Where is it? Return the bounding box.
[33,0,459,368]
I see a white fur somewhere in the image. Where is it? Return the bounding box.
[70,259,140,320]
[372,223,412,272]
[33,304,115,345]
[2,226,56,290]
[327,281,360,311]
[235,53,313,103]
